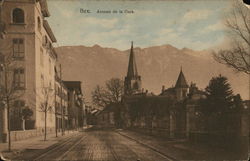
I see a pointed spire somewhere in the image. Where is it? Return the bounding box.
[127,41,138,77]
[175,68,188,88]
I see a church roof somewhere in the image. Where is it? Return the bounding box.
[175,69,188,88]
[127,41,138,78]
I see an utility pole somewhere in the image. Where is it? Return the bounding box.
[60,64,64,135]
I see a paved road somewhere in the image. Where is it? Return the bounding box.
[31,129,173,161]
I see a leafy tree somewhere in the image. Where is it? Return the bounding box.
[214,1,250,74]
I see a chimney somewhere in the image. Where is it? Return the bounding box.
[162,85,165,93]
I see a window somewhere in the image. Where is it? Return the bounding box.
[12,8,24,24]
[40,48,43,66]
[13,68,25,89]
[13,38,24,59]
[41,74,44,88]
[0,53,4,64]
[10,100,25,130]
[55,85,58,94]
[14,100,25,108]
[37,17,41,31]
[45,36,48,44]
[49,59,51,74]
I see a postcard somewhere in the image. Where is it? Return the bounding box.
[0,0,249,160]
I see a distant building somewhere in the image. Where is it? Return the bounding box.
[63,81,85,129]
[160,68,190,101]
[54,66,69,133]
[96,104,116,128]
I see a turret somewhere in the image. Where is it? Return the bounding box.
[175,67,189,101]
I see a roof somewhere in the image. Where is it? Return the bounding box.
[39,0,50,17]
[63,81,82,94]
[160,87,176,96]
[43,20,57,43]
[126,41,138,78]
[123,94,175,103]
[175,69,188,88]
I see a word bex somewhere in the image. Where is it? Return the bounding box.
[80,8,91,13]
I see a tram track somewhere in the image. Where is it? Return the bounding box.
[33,132,83,160]
[55,134,88,160]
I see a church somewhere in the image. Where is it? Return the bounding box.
[120,42,206,138]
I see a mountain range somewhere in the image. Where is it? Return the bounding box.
[55,44,248,103]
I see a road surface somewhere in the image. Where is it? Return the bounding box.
[29,129,173,161]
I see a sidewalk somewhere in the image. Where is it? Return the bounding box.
[117,129,247,161]
[0,130,80,160]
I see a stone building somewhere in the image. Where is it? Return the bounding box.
[0,0,57,140]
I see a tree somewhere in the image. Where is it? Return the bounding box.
[214,1,250,74]
[37,87,54,141]
[0,40,24,151]
[205,75,234,113]
[202,75,234,132]
[92,78,124,109]
[106,78,124,103]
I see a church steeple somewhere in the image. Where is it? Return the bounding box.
[127,41,138,78]
[175,67,189,100]
[124,41,142,95]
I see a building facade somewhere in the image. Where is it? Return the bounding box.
[0,0,85,143]
[54,66,69,134]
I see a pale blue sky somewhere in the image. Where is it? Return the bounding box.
[47,0,231,50]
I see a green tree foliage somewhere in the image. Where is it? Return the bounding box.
[204,75,234,114]
[201,75,237,133]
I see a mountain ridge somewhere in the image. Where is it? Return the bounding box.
[55,44,248,103]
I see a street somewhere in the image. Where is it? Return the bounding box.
[18,129,173,161]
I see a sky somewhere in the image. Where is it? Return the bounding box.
[47,0,233,50]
